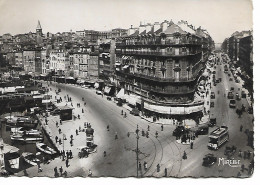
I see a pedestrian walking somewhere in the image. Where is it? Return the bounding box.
[161,124,163,131]
[55,136,58,143]
[144,161,148,171]
[240,125,243,132]
[190,140,194,149]
[69,150,73,158]
[164,168,167,177]
[59,128,61,134]
[78,114,80,119]
[76,129,79,135]
[54,167,58,177]
[60,120,62,125]
[103,151,106,157]
[147,125,150,131]
[56,121,59,127]
[107,125,109,131]
[241,164,245,172]
[70,139,73,146]
[84,102,86,106]
[59,138,62,145]
[138,162,142,170]
[82,108,84,113]
[157,164,160,172]
[66,158,69,167]
[183,151,187,160]
[70,134,73,140]
[37,162,42,172]
[59,166,63,176]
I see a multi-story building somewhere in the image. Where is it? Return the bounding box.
[50,50,70,76]
[70,52,89,79]
[14,51,23,68]
[88,51,99,79]
[41,49,51,75]
[99,39,116,79]
[85,30,99,43]
[111,28,127,38]
[23,50,36,73]
[115,20,214,117]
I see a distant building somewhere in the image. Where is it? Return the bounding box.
[88,51,99,79]
[36,20,43,45]
[50,50,70,76]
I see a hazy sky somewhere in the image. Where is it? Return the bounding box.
[0,0,253,43]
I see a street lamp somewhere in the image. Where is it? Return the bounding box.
[136,125,140,178]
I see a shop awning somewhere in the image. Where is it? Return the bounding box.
[126,94,141,106]
[144,102,203,115]
[116,88,125,99]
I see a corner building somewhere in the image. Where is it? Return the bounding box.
[115,20,214,118]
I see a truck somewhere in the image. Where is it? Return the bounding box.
[208,126,229,150]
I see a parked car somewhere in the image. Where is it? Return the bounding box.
[172,126,186,137]
[229,99,236,108]
[130,108,140,116]
[230,87,234,91]
[215,79,219,83]
[209,118,217,127]
[235,79,240,83]
[210,102,214,108]
[229,78,233,81]
[241,91,247,98]
[107,96,112,101]
[227,91,234,99]
[210,92,215,99]
[202,154,217,167]
[218,78,222,82]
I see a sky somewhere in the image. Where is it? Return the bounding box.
[0,0,253,43]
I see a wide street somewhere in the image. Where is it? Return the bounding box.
[14,53,253,178]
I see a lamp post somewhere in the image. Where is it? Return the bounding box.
[136,125,140,178]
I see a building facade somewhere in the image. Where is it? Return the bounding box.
[115,20,214,116]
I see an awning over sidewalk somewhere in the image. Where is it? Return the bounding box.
[126,94,141,106]
[144,102,203,115]
[116,88,125,99]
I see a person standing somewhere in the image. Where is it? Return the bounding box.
[66,158,69,168]
[190,140,194,149]
[59,166,63,176]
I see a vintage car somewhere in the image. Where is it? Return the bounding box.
[210,92,215,99]
[229,99,236,108]
[209,118,217,127]
[202,154,217,167]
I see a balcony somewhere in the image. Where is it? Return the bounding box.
[116,50,201,57]
[116,39,201,47]
[140,84,195,95]
[116,70,198,83]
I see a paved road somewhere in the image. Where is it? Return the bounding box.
[26,52,253,178]
[178,53,254,177]
[52,82,183,177]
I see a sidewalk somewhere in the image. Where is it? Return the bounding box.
[16,82,95,177]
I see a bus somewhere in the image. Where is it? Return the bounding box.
[208,126,229,150]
